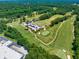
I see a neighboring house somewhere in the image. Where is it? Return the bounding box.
[0,37,28,59]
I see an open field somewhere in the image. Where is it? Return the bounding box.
[50,15,76,50]
[7,19,50,50]
[25,14,43,21]
[7,14,77,59]
[0,2,79,59]
[33,14,64,26]
[49,49,67,59]
[48,15,77,59]
[35,22,61,43]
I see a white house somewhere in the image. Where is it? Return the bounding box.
[23,22,42,31]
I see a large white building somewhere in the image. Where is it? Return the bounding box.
[0,37,28,59]
[23,22,42,31]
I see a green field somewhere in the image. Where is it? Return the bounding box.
[6,14,77,59]
[33,14,64,26]
[50,15,76,50]
[0,2,79,59]
[49,15,76,59]
[35,22,61,43]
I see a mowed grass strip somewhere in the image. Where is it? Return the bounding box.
[6,15,77,59]
[7,20,40,44]
[50,15,76,50]
[7,20,50,50]
[48,15,76,59]
[25,14,43,21]
[33,14,64,26]
[49,49,67,59]
[36,23,61,43]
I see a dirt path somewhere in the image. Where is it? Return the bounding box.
[47,21,65,45]
[29,21,65,46]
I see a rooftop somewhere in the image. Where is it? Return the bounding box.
[0,37,28,59]
[0,46,23,59]
[23,22,42,31]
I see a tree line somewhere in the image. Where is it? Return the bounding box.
[4,26,61,59]
[0,19,7,34]
[72,16,79,59]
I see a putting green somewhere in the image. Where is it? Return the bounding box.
[41,31,50,36]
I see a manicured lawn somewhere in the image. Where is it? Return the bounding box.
[50,15,76,50]
[49,49,67,59]
[7,19,49,50]
[7,14,77,59]
[25,14,43,21]
[33,14,64,26]
[36,22,61,43]
[41,31,50,36]
[49,15,76,59]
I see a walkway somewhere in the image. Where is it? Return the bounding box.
[29,21,65,46]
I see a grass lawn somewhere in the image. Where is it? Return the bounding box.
[49,49,67,59]
[0,33,16,42]
[7,19,50,50]
[0,33,3,36]
[25,14,43,21]
[36,22,61,43]
[41,31,50,36]
[33,14,64,26]
[50,15,76,50]
[7,14,77,59]
[49,15,77,59]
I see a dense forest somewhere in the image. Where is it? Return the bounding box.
[72,15,79,59]
[0,3,77,18]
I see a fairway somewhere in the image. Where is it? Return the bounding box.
[7,14,77,59]
[33,14,64,26]
[48,15,77,59]
[49,49,67,59]
[50,15,76,50]
[41,31,50,36]
[35,22,62,43]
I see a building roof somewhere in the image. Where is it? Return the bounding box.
[0,46,23,59]
[0,37,28,59]
[0,37,8,42]
[24,22,42,31]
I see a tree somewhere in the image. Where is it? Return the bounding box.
[26,45,61,59]
[0,20,7,34]
[72,16,79,59]
[23,16,26,22]
[50,16,67,26]
[39,13,52,20]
